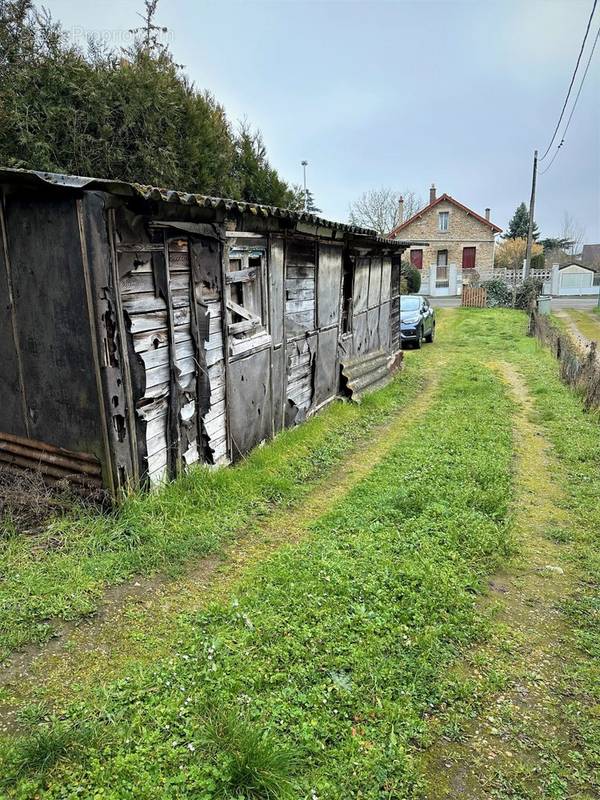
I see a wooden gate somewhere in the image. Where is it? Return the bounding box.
[462,286,487,308]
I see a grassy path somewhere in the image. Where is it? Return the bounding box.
[419,361,583,798]
[1,309,598,799]
[0,355,443,729]
[0,334,443,662]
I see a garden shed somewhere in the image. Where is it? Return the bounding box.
[0,169,413,496]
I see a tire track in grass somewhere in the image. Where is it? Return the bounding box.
[419,361,581,799]
[0,350,446,732]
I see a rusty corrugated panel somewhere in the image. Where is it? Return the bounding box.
[340,350,402,401]
[0,432,102,488]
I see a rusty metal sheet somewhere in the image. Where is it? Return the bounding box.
[0,431,102,487]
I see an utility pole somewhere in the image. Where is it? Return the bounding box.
[301,160,308,212]
[524,149,538,279]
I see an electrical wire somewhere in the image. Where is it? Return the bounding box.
[539,0,598,161]
[540,23,600,175]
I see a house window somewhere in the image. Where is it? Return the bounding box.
[410,249,423,269]
[462,246,476,269]
[438,211,449,232]
[226,249,265,338]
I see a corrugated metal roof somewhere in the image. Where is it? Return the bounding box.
[0,168,415,246]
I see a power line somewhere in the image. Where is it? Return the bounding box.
[539,142,563,176]
[540,23,600,175]
[539,0,598,161]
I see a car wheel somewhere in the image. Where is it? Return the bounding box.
[425,323,435,343]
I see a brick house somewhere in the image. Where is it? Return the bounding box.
[389,184,502,297]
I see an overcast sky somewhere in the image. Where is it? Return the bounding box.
[47,0,600,241]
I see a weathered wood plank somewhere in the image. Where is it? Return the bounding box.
[129,311,168,334]
[229,331,271,357]
[122,293,167,314]
[229,319,260,335]
[140,345,170,371]
[225,268,256,284]
[286,299,314,313]
[285,289,315,301]
[121,272,156,295]
[286,265,315,279]
[226,298,261,323]
[133,328,169,353]
[206,348,224,367]
[204,399,225,421]
[117,243,164,252]
[208,383,225,406]
[205,412,226,439]
[171,288,191,309]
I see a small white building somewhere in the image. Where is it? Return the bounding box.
[550,262,600,296]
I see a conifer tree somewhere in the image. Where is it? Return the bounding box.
[504,202,539,240]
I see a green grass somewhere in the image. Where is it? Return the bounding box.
[1,354,515,798]
[509,354,600,798]
[2,308,599,799]
[0,361,430,660]
[564,309,600,341]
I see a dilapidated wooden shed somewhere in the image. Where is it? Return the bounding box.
[0,169,413,496]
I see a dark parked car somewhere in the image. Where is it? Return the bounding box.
[400,295,435,348]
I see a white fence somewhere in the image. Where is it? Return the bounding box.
[493,264,599,297]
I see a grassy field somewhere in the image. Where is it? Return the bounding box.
[0,309,598,799]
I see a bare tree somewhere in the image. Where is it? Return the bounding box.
[348,188,423,235]
[561,211,586,257]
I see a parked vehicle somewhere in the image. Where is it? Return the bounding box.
[400,295,435,348]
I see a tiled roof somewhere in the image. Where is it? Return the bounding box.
[389,192,502,237]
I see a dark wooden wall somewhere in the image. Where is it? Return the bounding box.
[0,187,108,481]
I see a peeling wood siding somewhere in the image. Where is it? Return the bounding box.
[202,285,228,466]
[0,174,409,497]
[286,337,316,424]
[168,238,200,471]
[119,244,170,485]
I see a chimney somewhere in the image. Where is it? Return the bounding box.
[398,195,404,224]
[485,207,491,221]
[429,183,436,204]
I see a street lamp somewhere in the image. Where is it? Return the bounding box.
[301,160,308,212]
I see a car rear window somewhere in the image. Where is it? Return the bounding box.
[400,297,420,311]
